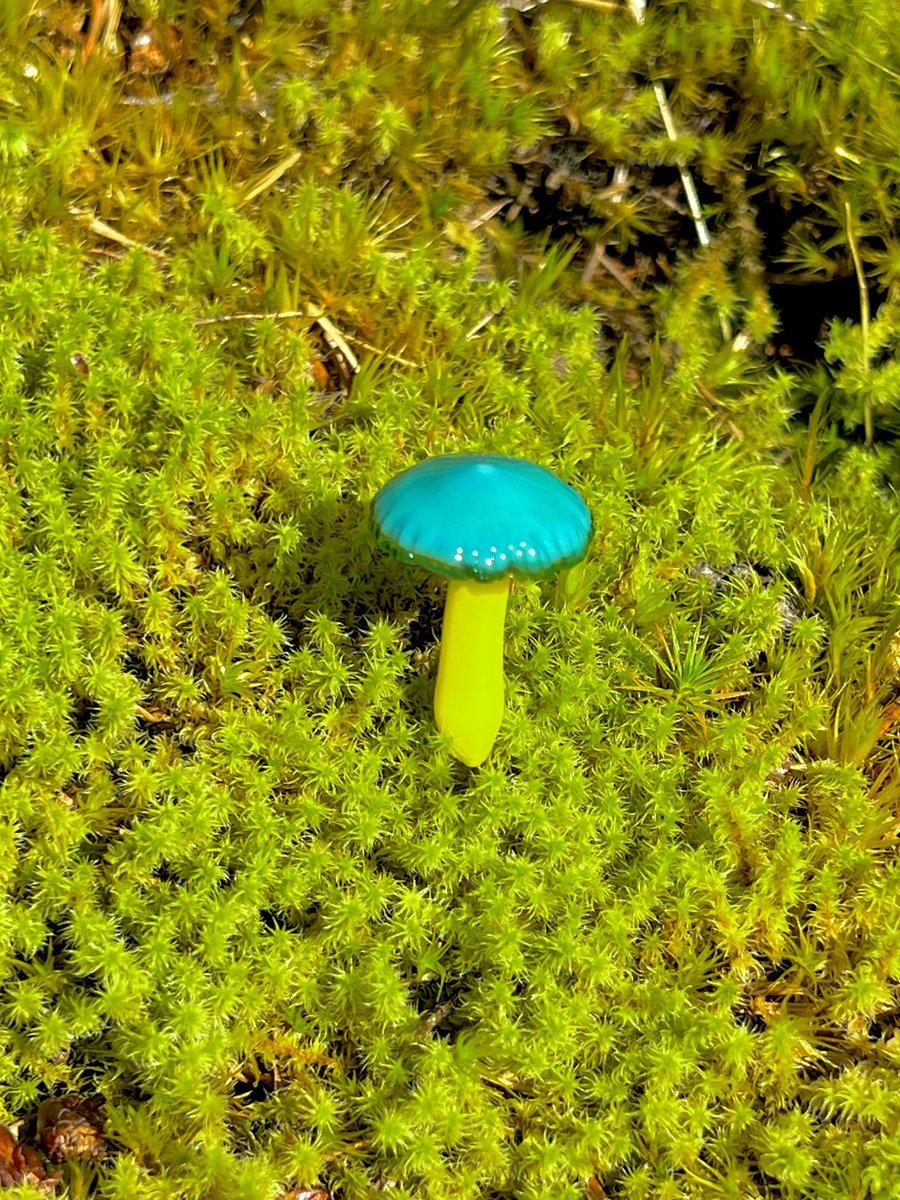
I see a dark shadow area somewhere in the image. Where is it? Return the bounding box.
[70,696,101,734]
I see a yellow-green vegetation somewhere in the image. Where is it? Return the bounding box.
[2,1,900,1198]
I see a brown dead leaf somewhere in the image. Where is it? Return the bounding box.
[129,19,182,76]
[37,1096,106,1164]
[0,1122,61,1192]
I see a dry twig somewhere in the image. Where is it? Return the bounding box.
[75,211,166,259]
[194,307,421,370]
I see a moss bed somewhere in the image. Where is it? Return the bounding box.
[2,2,900,1198]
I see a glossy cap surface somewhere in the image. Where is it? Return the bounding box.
[371,453,592,581]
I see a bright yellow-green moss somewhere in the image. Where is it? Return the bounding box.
[1,3,900,1199]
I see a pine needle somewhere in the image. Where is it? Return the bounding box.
[76,212,166,259]
[240,150,303,207]
[844,199,872,447]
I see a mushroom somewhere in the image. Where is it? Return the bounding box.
[371,453,592,767]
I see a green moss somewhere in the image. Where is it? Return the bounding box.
[1,2,900,1198]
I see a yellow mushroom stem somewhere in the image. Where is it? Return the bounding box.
[434,575,512,767]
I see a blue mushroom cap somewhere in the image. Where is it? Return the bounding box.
[371,453,592,582]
